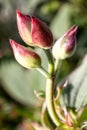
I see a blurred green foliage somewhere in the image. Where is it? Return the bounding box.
[0,0,87,129]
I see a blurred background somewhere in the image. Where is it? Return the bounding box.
[0,0,87,129]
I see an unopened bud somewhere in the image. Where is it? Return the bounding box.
[52,25,78,60]
[16,10,53,49]
[9,39,41,69]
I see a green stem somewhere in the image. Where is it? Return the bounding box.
[42,49,67,126]
[36,66,51,78]
[55,58,61,73]
[44,49,54,75]
[44,49,63,126]
[54,59,62,88]
[46,77,62,126]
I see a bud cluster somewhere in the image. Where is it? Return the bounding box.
[8,9,78,129]
[9,10,78,69]
[10,10,54,69]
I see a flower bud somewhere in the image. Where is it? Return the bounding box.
[16,10,53,49]
[9,39,41,69]
[52,25,78,60]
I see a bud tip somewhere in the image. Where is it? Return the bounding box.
[9,39,18,48]
[16,9,21,15]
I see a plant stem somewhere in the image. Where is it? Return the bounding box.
[43,49,67,126]
[44,49,54,75]
[44,49,63,126]
[37,49,54,78]
[46,77,62,126]
[55,58,61,73]
[36,66,51,78]
[54,59,62,88]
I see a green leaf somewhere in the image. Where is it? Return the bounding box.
[50,4,71,39]
[60,55,87,109]
[77,107,87,124]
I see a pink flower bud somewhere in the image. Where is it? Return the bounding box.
[16,10,53,49]
[52,25,78,60]
[9,39,41,69]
